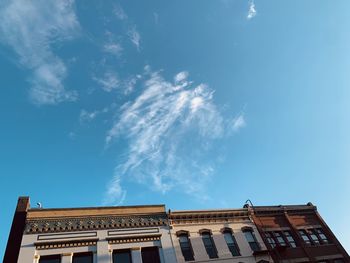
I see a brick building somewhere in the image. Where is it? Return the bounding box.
[248,203,350,263]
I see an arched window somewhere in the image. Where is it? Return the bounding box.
[177,231,194,261]
[200,230,218,259]
[242,227,260,252]
[221,228,240,257]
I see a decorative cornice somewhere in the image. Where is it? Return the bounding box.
[25,214,167,234]
[35,239,98,250]
[107,234,161,244]
[169,210,249,225]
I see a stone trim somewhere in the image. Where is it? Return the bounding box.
[35,238,98,250]
[198,228,213,235]
[175,230,190,237]
[107,234,161,244]
[169,210,249,225]
[25,214,167,234]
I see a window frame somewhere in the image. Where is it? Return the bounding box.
[242,227,261,252]
[221,228,241,257]
[177,231,194,262]
[39,255,61,263]
[200,230,218,259]
[112,249,132,263]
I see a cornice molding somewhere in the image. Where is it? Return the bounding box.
[107,234,161,244]
[25,214,167,234]
[169,210,249,225]
[35,239,98,250]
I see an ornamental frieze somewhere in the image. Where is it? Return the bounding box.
[25,214,167,234]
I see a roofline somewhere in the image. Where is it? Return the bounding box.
[28,204,166,212]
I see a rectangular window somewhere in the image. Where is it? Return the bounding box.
[243,230,260,252]
[265,232,276,248]
[283,231,297,248]
[299,230,311,245]
[39,255,61,263]
[179,235,194,261]
[309,229,321,245]
[72,253,93,263]
[273,231,286,246]
[141,247,161,263]
[223,232,240,256]
[113,249,132,263]
[315,228,330,244]
[202,233,218,259]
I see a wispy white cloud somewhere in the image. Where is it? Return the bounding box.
[127,26,141,51]
[0,0,80,105]
[247,0,257,20]
[104,69,238,204]
[113,4,128,21]
[232,113,246,132]
[103,174,126,205]
[93,71,120,92]
[103,43,123,57]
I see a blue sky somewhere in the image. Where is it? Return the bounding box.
[1,0,350,256]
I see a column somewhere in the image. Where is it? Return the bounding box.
[97,240,111,263]
[131,247,142,263]
[158,247,165,263]
[61,252,73,263]
[212,234,231,258]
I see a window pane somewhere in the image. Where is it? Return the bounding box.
[202,233,218,259]
[265,232,276,248]
[113,250,132,263]
[299,230,311,245]
[179,235,194,261]
[284,231,297,248]
[224,232,240,256]
[274,232,286,246]
[141,247,161,263]
[316,229,330,244]
[244,230,260,251]
[73,253,93,263]
[309,230,320,245]
[39,255,61,263]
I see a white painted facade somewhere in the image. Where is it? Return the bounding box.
[18,226,177,263]
[169,210,273,263]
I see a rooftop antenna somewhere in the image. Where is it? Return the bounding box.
[36,202,42,209]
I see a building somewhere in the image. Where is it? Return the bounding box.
[4,197,177,263]
[4,197,349,263]
[168,208,272,263]
[248,203,350,263]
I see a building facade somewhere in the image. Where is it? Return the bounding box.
[4,197,349,263]
[248,203,350,263]
[169,209,272,263]
[4,197,177,263]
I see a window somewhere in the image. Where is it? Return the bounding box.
[315,228,330,244]
[178,234,194,261]
[273,231,286,246]
[73,253,93,263]
[39,255,61,263]
[201,232,218,259]
[243,229,260,252]
[298,230,311,245]
[309,229,321,245]
[223,230,240,256]
[283,231,297,248]
[265,232,276,248]
[113,249,132,263]
[141,247,161,263]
